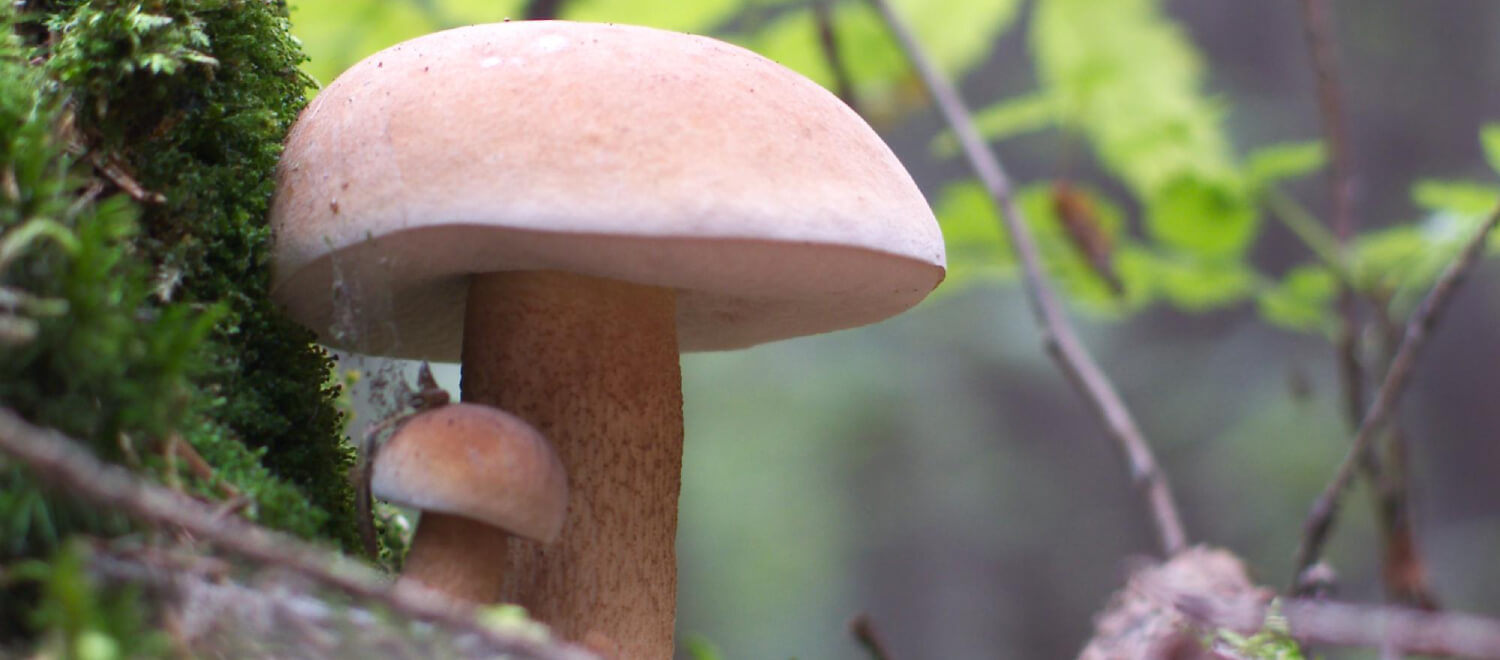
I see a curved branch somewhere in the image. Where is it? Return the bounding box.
[866,0,1187,555]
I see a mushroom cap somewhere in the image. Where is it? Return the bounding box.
[372,403,568,542]
[270,20,945,359]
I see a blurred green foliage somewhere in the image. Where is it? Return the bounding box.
[1,0,1494,656]
[9,542,169,659]
[921,0,1500,341]
[1211,600,1305,660]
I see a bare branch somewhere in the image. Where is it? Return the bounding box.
[812,0,860,113]
[1297,0,1366,451]
[1292,202,1500,582]
[1293,0,1436,611]
[1298,0,1357,244]
[0,407,596,660]
[865,0,1187,555]
[1081,547,1267,660]
[849,613,896,660]
[524,0,565,20]
[91,552,558,660]
[1369,302,1440,610]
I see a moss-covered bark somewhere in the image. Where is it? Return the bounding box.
[0,0,365,643]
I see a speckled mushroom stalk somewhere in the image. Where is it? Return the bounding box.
[398,511,512,601]
[462,270,681,658]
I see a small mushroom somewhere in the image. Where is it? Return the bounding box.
[373,403,567,602]
[270,21,945,659]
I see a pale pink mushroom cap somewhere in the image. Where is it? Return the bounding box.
[372,403,568,543]
[270,20,945,359]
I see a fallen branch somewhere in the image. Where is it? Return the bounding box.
[1292,201,1500,582]
[1080,547,1268,660]
[866,0,1187,555]
[0,407,596,660]
[92,551,558,660]
[1083,547,1500,658]
[1180,593,1500,658]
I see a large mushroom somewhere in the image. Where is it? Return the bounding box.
[270,20,944,659]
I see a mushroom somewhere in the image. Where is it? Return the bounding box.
[269,21,945,659]
[372,402,567,603]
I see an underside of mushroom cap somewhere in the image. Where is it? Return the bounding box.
[271,20,945,359]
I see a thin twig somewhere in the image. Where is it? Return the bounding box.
[1297,0,1368,472]
[1292,202,1500,582]
[1295,0,1436,614]
[0,407,596,660]
[524,0,565,20]
[1179,595,1500,658]
[866,0,1187,555]
[849,613,896,660]
[167,432,241,500]
[1297,0,1371,490]
[1298,0,1356,245]
[812,0,860,113]
[1370,300,1439,610]
[87,152,166,204]
[1263,187,1357,290]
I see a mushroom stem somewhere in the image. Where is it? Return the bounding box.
[462,270,682,659]
[398,512,511,602]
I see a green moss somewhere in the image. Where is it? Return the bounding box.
[42,0,359,544]
[1,0,371,641]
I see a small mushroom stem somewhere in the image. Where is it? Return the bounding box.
[398,512,511,602]
[462,270,682,659]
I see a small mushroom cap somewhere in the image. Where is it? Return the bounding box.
[270,20,945,360]
[372,403,568,542]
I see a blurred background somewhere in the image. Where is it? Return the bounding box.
[298,1,1500,657]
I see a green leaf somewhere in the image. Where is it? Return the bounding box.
[1018,183,1136,307]
[1031,0,1236,195]
[735,5,898,112]
[1411,179,1500,217]
[891,0,1023,77]
[1257,265,1336,333]
[680,635,727,660]
[291,0,442,84]
[934,179,1144,310]
[1132,252,1256,310]
[1348,222,1465,305]
[292,1,533,84]
[1144,173,1257,257]
[1481,123,1500,175]
[738,0,1021,121]
[932,92,1055,157]
[563,0,740,32]
[442,0,526,22]
[933,181,1012,291]
[1245,141,1326,187]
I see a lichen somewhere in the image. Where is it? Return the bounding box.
[1,0,374,643]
